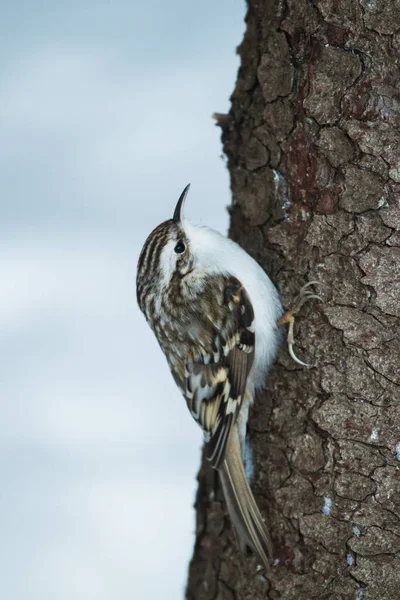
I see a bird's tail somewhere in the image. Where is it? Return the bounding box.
[219,425,272,571]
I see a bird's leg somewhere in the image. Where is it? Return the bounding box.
[276,281,323,368]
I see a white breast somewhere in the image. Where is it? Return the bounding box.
[184,221,283,391]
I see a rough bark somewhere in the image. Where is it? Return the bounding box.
[186,1,400,599]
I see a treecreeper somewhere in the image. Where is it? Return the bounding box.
[136,185,320,570]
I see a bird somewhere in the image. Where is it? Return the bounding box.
[136,184,319,570]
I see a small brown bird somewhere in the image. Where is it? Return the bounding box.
[136,185,318,569]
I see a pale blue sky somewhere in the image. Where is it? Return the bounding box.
[1,1,245,599]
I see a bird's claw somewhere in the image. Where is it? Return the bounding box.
[276,282,323,368]
[288,281,323,315]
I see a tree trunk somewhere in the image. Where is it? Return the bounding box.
[186,1,400,599]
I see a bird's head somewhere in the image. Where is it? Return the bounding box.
[136,185,194,304]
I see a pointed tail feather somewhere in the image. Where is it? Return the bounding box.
[219,426,272,570]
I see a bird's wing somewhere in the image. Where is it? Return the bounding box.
[183,276,255,470]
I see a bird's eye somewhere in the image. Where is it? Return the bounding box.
[174,241,186,254]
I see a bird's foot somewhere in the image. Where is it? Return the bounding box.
[276,281,323,368]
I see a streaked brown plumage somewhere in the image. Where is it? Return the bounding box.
[136,185,284,570]
[139,251,253,469]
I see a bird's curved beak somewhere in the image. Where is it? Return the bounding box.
[172,184,190,224]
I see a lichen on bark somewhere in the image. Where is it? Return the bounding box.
[186,1,400,598]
